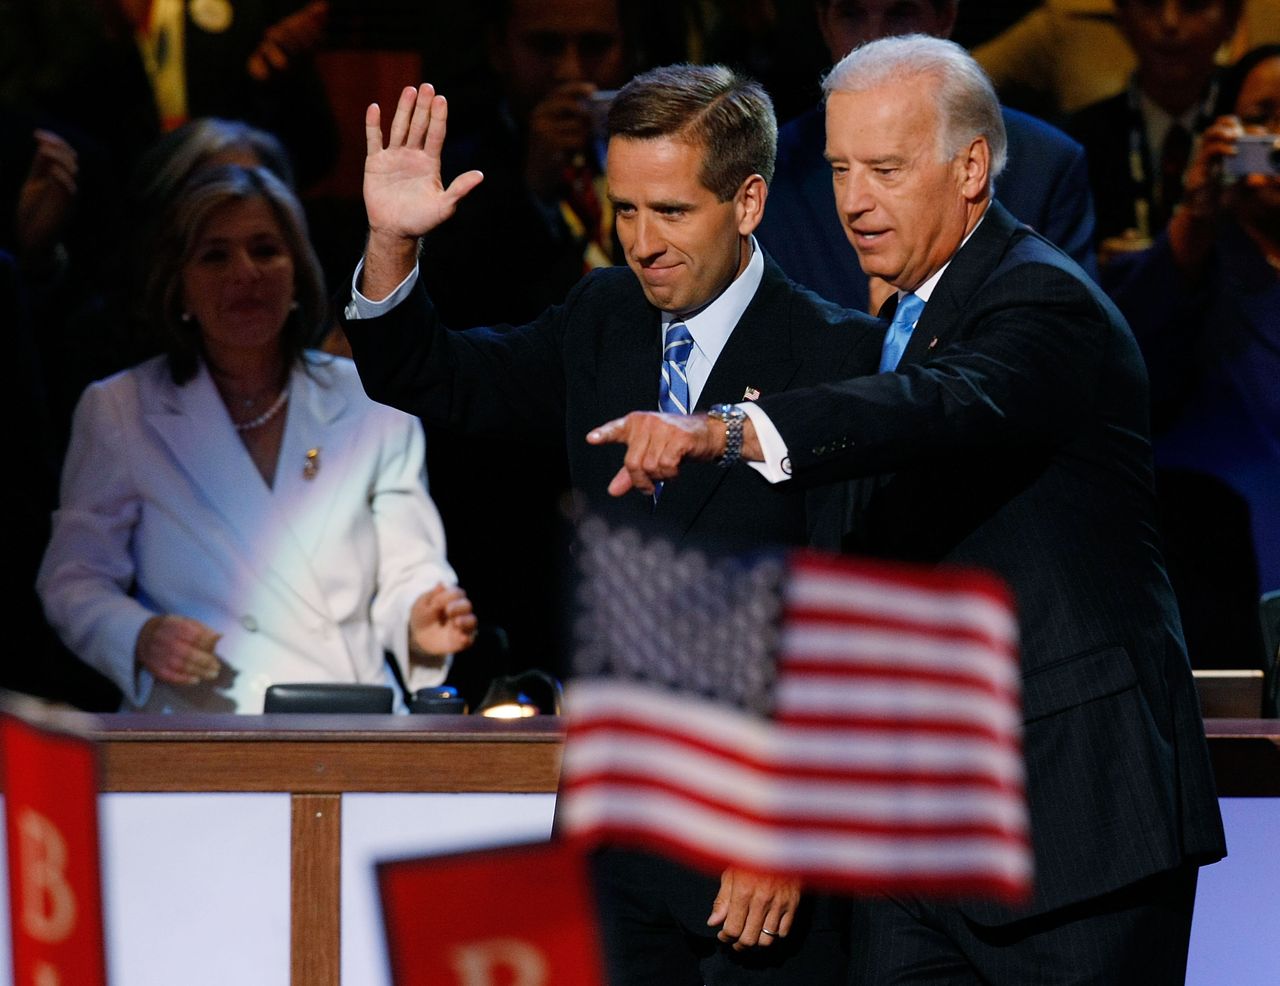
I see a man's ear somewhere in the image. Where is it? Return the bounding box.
[736,174,769,235]
[959,137,991,202]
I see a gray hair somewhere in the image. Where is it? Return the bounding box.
[822,34,1006,188]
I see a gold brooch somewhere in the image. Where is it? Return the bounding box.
[303,448,321,480]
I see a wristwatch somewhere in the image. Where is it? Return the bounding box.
[708,404,747,468]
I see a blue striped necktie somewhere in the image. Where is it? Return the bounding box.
[878,292,925,373]
[654,321,694,501]
[659,321,694,415]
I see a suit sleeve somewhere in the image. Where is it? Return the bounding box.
[365,410,459,691]
[758,263,1116,485]
[341,275,571,439]
[35,382,155,705]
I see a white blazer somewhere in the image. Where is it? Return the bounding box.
[37,353,457,712]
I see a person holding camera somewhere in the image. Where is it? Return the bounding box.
[1066,0,1244,270]
[1103,43,1280,662]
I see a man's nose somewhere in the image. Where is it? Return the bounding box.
[835,172,874,219]
[631,213,663,259]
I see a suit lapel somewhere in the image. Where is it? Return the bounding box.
[144,363,336,622]
[266,362,356,617]
[658,262,802,536]
[899,202,1021,368]
[598,301,661,420]
[596,302,664,525]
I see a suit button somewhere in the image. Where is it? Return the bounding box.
[241,614,259,632]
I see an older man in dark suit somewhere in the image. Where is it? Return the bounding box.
[758,0,1099,316]
[592,35,1226,983]
[341,64,881,983]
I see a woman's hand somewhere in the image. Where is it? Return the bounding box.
[135,615,222,685]
[1177,114,1246,223]
[1162,114,1255,275]
[408,584,478,661]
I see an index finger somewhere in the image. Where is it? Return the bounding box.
[586,417,629,445]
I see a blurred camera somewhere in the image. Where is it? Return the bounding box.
[1223,134,1280,177]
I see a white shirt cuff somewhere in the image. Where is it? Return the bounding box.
[344,258,420,320]
[741,402,791,484]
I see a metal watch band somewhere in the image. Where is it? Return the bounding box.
[708,403,747,468]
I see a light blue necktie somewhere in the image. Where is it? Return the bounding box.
[878,292,925,373]
[654,321,693,501]
[659,322,694,415]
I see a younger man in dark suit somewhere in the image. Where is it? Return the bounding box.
[592,35,1226,984]
[342,64,881,983]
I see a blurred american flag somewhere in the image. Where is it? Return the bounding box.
[556,517,1032,904]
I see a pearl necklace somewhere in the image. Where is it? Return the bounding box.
[233,386,290,432]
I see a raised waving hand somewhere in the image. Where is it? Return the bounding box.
[361,83,484,298]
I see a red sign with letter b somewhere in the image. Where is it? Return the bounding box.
[1,710,107,986]
[379,840,605,986]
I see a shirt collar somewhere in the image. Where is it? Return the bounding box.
[662,235,764,367]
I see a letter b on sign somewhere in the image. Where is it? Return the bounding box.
[451,937,548,986]
[18,809,78,944]
[1,711,107,986]
[380,841,606,985]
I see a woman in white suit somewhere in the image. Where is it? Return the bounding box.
[37,164,476,712]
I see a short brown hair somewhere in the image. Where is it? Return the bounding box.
[607,63,776,200]
[143,164,329,384]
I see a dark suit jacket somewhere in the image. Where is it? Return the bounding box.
[758,202,1226,923]
[1067,85,1221,246]
[1066,91,1147,244]
[758,104,1099,312]
[341,255,879,553]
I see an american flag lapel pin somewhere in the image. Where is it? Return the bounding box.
[743,386,761,401]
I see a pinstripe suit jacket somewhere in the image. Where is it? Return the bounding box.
[758,201,1226,922]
